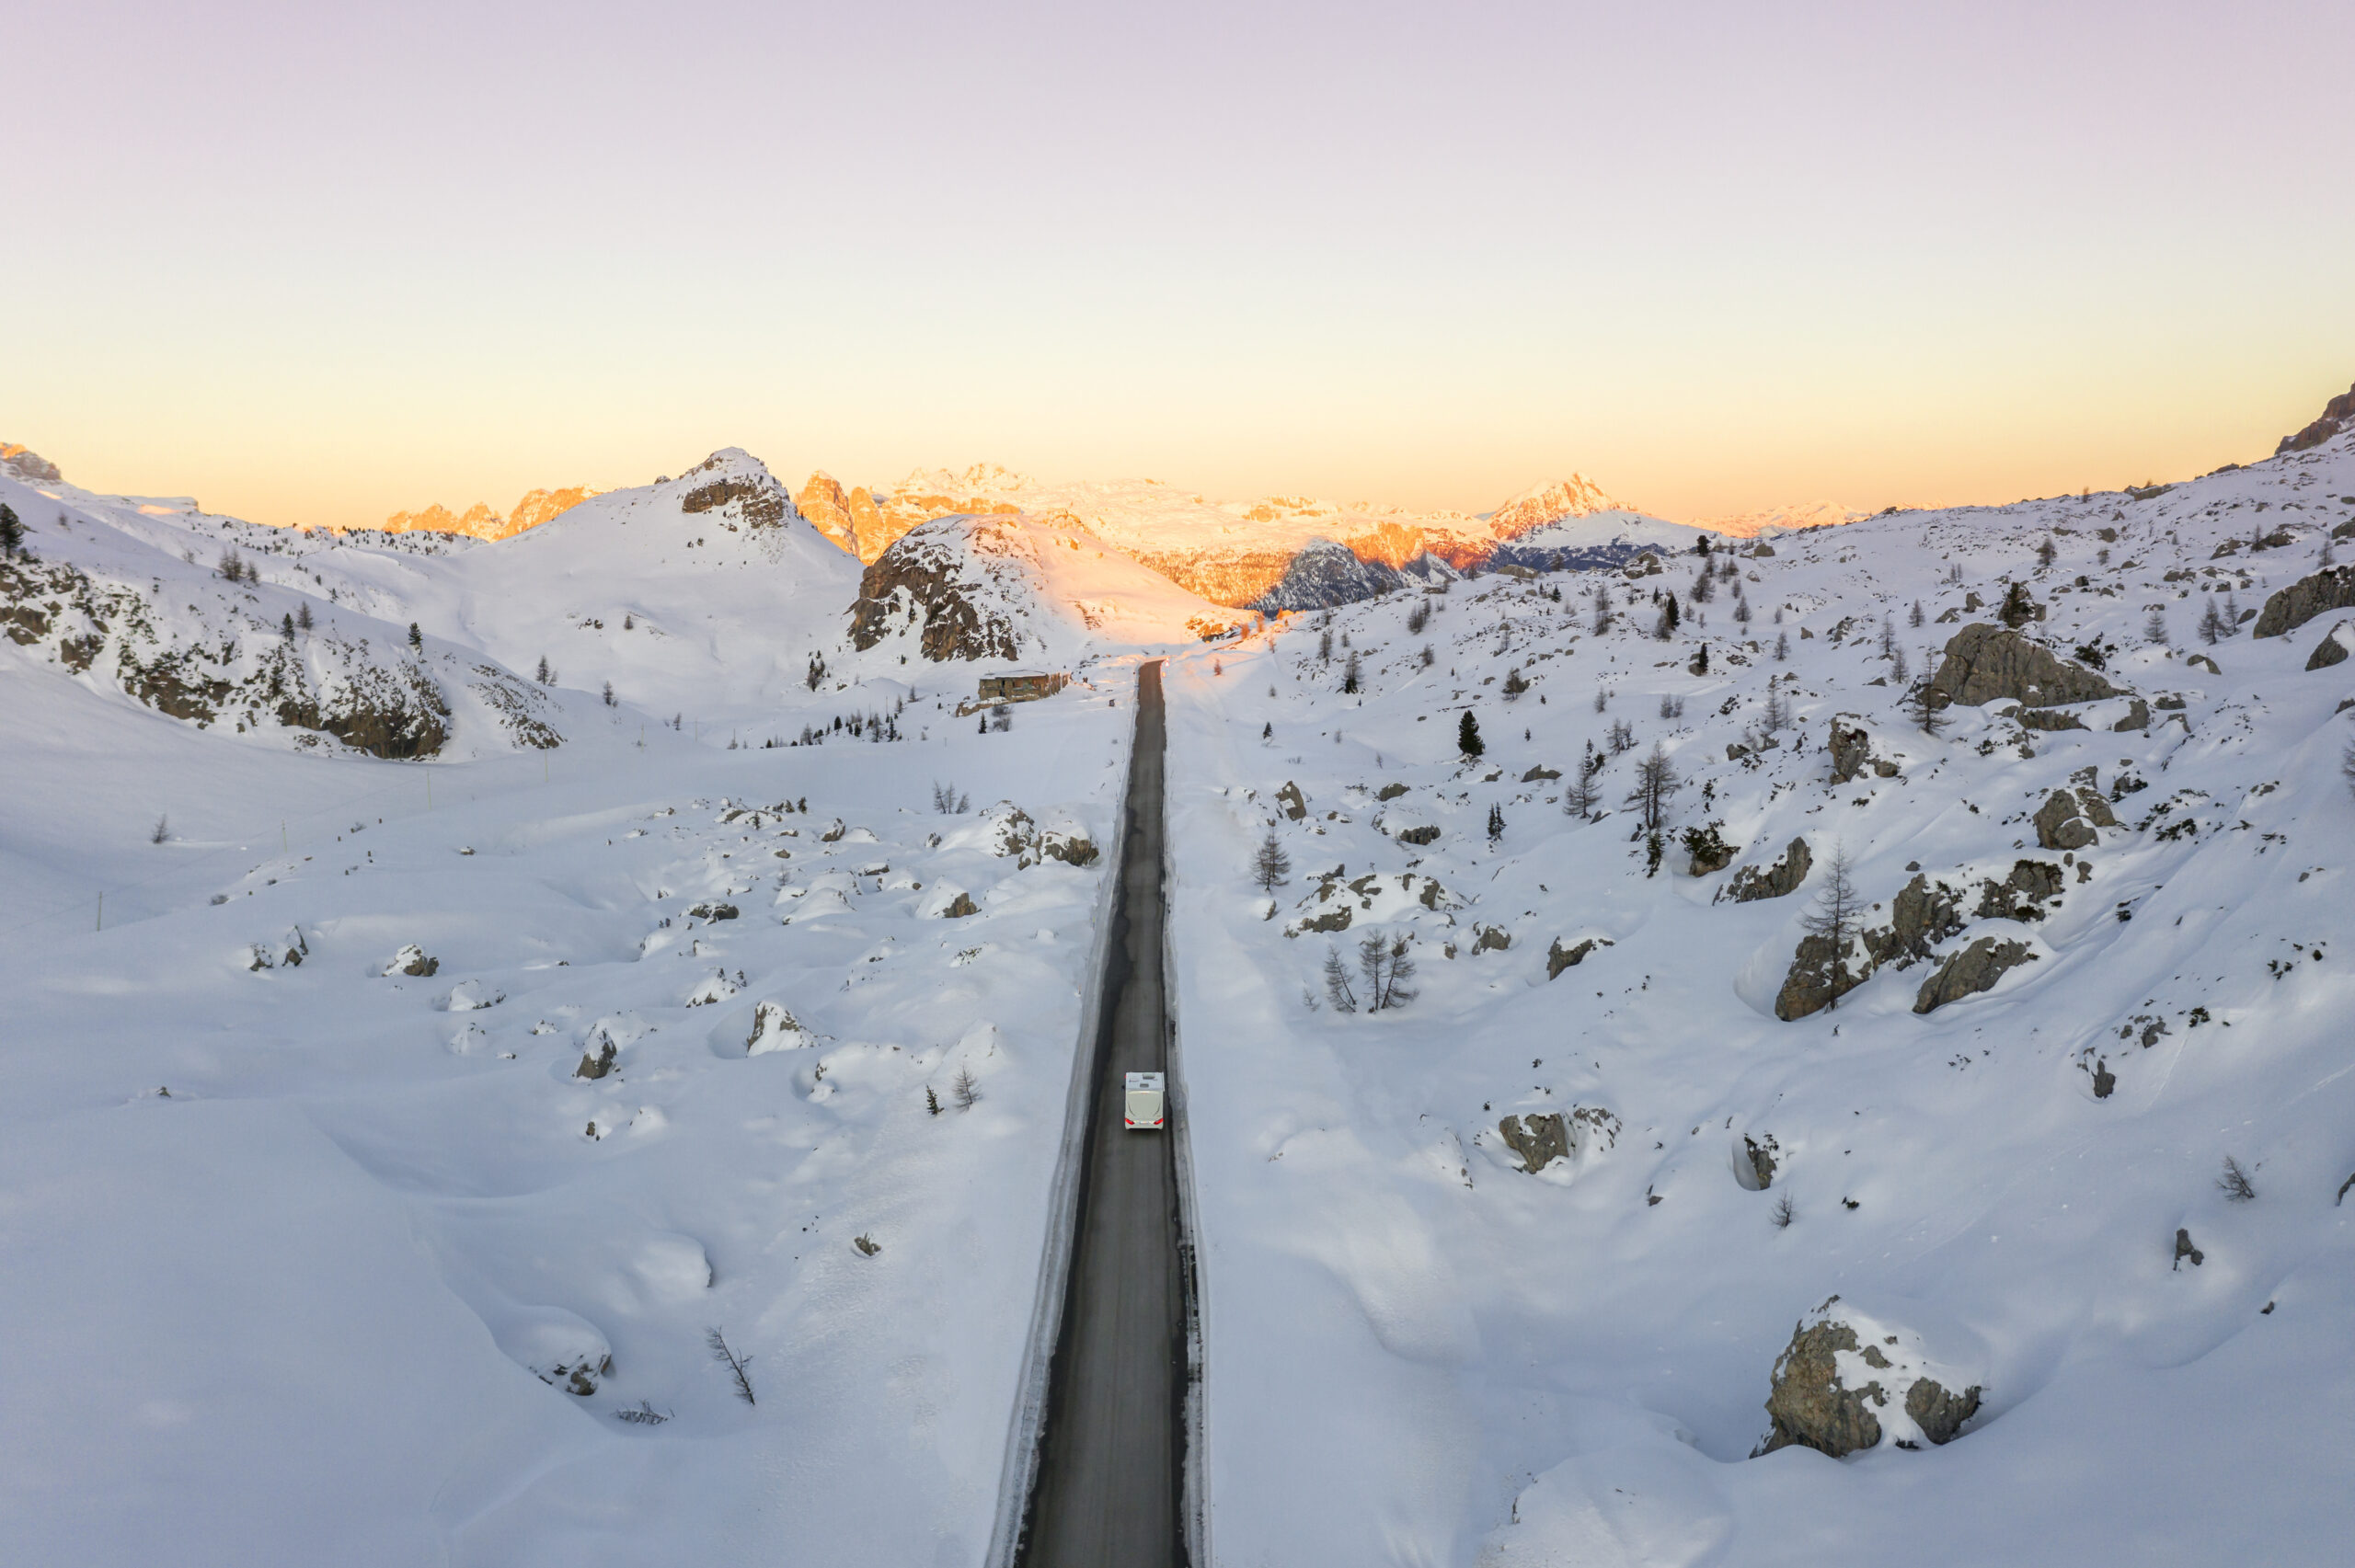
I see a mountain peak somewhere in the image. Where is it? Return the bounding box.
[1487,475,1625,538]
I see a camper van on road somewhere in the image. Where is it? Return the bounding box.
[1123,1072,1165,1130]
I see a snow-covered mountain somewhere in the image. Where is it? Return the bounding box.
[6,380,2354,1566]
[377,485,602,542]
[1691,499,1875,536]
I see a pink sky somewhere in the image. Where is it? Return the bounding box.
[4,0,2349,530]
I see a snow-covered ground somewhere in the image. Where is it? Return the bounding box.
[0,457,1161,1564]
[7,407,2355,1564]
[1161,437,2355,1564]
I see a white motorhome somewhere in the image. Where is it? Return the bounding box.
[1123,1071,1166,1130]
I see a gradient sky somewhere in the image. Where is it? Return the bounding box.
[6,0,2351,531]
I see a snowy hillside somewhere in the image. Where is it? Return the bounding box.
[1158,415,2355,1564]
[0,575,1142,1565]
[847,510,1244,663]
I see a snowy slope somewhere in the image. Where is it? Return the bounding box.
[0,618,1138,1565]
[847,510,1244,665]
[1159,423,2355,1564]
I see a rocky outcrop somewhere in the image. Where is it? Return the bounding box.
[1248,538,1407,612]
[1497,1104,1620,1173]
[385,944,439,978]
[1497,1114,1569,1173]
[1927,624,2120,710]
[2275,381,2355,455]
[1039,828,1098,866]
[2253,567,2355,639]
[746,1001,813,1055]
[2307,619,2354,670]
[678,451,793,530]
[576,1039,617,1080]
[1545,936,1611,978]
[1760,1304,1982,1458]
[2033,790,2097,851]
[1471,923,1511,954]
[792,471,865,555]
[380,486,597,542]
[1829,720,1896,783]
[1275,782,1307,819]
[1864,874,1964,966]
[846,518,1026,660]
[1975,860,2064,921]
[1395,823,1440,846]
[1913,936,2036,1013]
[1727,837,1812,902]
[0,441,62,483]
[1742,1135,1779,1190]
[1774,933,1870,1021]
[1684,823,1738,876]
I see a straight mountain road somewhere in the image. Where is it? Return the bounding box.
[1017,658,1188,1568]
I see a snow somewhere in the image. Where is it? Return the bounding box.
[0,455,1148,1563]
[7,416,2355,1562]
[1160,432,2355,1564]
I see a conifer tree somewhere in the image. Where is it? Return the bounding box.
[1457,710,1483,758]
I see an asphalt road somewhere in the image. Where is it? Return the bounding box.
[1017,658,1188,1568]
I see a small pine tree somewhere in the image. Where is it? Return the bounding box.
[925,1086,943,1116]
[1501,666,1528,699]
[1799,843,1864,1009]
[1909,600,1925,628]
[296,602,313,632]
[2036,536,2057,568]
[1323,945,1359,1013]
[2198,598,2225,645]
[1487,802,1504,843]
[535,654,551,682]
[952,1065,981,1111]
[1457,711,1484,758]
[0,502,21,554]
[1904,674,1947,736]
[1252,830,1292,892]
[408,623,423,649]
[603,681,616,706]
[281,612,295,639]
[1319,628,1333,663]
[1343,650,1361,693]
[1774,631,1790,661]
[1626,741,1681,831]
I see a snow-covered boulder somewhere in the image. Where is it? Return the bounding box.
[383,944,438,977]
[745,1001,815,1054]
[1760,1298,1985,1458]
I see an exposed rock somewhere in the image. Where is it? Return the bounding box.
[1830,720,1873,784]
[939,891,979,919]
[686,901,739,921]
[1249,538,1408,612]
[1865,874,1964,965]
[1395,823,1440,846]
[1521,764,1560,783]
[1375,782,1408,801]
[1762,1320,1884,1457]
[1497,1104,1620,1173]
[1293,903,1352,934]
[677,450,792,530]
[821,818,848,842]
[1276,781,1307,820]
[2252,565,2355,639]
[1471,923,1511,954]
[1928,624,2121,710]
[1497,1113,1569,1173]
[1913,936,2037,1013]
[2173,1228,2204,1269]
[1727,837,1812,902]
[1775,931,1872,1022]
[1976,860,2063,921]
[845,516,1028,660]
[2076,787,2119,828]
[1761,1306,1982,1458]
[2033,789,2096,851]
[0,441,62,483]
[792,471,863,555]
[2274,380,2355,455]
[1039,829,1098,866]
[1904,1376,1982,1446]
[1545,935,1611,979]
[2187,652,2221,675]
[2305,618,2353,670]
[746,1001,813,1055]
[2090,1058,2116,1098]
[1743,1135,1779,1190]
[385,944,439,978]
[576,1039,617,1080]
